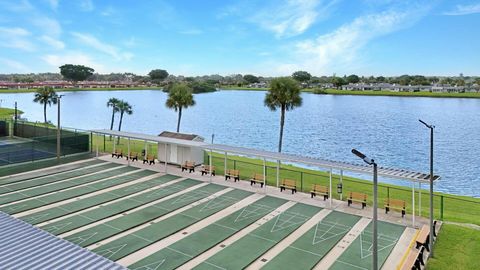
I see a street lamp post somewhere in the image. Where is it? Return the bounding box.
[352,149,378,270]
[419,119,435,257]
[56,95,65,161]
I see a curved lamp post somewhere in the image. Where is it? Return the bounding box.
[352,149,378,270]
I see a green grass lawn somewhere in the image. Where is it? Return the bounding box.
[319,89,480,99]
[428,224,480,270]
[0,108,23,119]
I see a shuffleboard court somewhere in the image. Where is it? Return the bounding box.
[129,196,288,270]
[330,221,406,270]
[0,159,104,185]
[0,162,119,195]
[20,174,180,225]
[0,165,131,206]
[64,184,227,247]
[93,189,253,261]
[41,179,201,235]
[193,203,321,270]
[1,168,151,215]
[261,211,362,270]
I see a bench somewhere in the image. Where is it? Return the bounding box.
[280,179,297,194]
[181,161,195,173]
[384,198,406,217]
[400,246,425,270]
[201,165,216,176]
[225,169,240,182]
[347,191,367,209]
[126,151,138,161]
[250,173,265,187]
[415,224,431,252]
[143,154,155,165]
[111,148,123,158]
[310,184,329,200]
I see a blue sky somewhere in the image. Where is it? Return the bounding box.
[0,0,479,76]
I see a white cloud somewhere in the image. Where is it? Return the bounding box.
[443,3,480,16]
[249,0,337,38]
[79,0,94,11]
[0,0,34,12]
[0,27,35,51]
[32,17,62,37]
[46,0,59,10]
[71,32,133,61]
[40,35,65,50]
[0,58,28,72]
[101,6,116,16]
[268,7,428,75]
[42,51,105,72]
[179,29,203,35]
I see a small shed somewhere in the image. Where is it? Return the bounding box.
[157,131,205,166]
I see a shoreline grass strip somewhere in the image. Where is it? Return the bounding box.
[0,159,104,186]
[0,162,120,196]
[261,211,362,270]
[193,203,321,270]
[20,174,179,225]
[128,196,287,270]
[330,220,405,270]
[93,189,253,261]
[0,164,127,206]
[63,184,227,247]
[41,179,202,235]
[0,167,150,214]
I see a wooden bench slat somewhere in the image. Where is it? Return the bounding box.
[225,169,240,182]
[310,184,329,200]
[280,179,297,194]
[347,191,367,209]
[250,173,265,187]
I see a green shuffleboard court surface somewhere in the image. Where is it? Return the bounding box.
[0,164,129,207]
[129,196,288,270]
[41,179,201,235]
[0,162,120,197]
[0,159,104,186]
[193,203,321,270]
[93,189,253,261]
[330,220,405,270]
[0,167,145,215]
[64,183,227,247]
[262,211,362,270]
[20,173,179,225]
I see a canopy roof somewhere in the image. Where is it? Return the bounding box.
[90,130,439,183]
[202,144,440,183]
[0,212,125,270]
[91,129,208,147]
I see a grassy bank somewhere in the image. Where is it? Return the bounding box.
[0,107,23,118]
[428,224,480,270]
[90,134,480,225]
[0,87,163,94]
[221,86,268,91]
[317,89,480,99]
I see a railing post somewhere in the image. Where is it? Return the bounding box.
[233,160,236,170]
[440,195,444,220]
[387,187,390,201]
[300,172,303,192]
[103,134,106,152]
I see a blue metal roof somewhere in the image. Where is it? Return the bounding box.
[0,211,126,270]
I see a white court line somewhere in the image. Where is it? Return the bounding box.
[336,260,369,270]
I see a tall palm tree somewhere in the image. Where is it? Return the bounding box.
[165,83,195,132]
[33,87,58,123]
[264,77,302,152]
[116,100,133,144]
[107,98,120,131]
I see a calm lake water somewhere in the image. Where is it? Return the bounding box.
[1,90,479,197]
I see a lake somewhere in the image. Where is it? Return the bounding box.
[1,90,479,197]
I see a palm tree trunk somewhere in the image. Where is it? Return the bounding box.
[176,107,182,133]
[117,111,124,144]
[278,106,285,153]
[43,103,47,123]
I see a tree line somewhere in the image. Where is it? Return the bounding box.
[2,64,478,88]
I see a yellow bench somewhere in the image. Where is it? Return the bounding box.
[347,191,367,209]
[225,169,240,182]
[127,151,138,161]
[310,184,329,200]
[201,165,216,176]
[250,173,265,187]
[112,148,123,158]
[181,161,195,173]
[384,198,406,217]
[280,179,297,194]
[143,154,155,165]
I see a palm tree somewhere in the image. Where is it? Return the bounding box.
[116,100,133,144]
[165,83,195,132]
[264,77,302,152]
[33,87,58,123]
[107,97,120,131]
